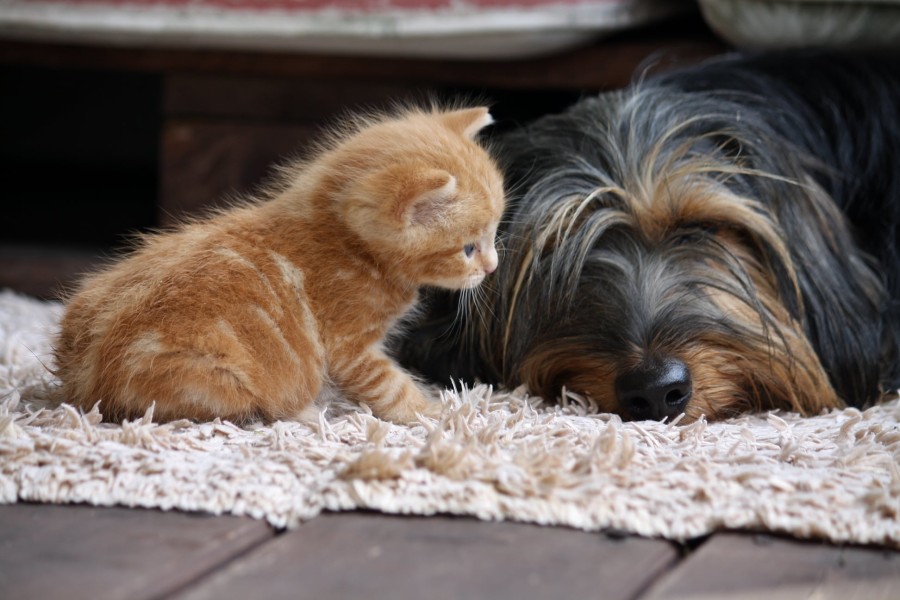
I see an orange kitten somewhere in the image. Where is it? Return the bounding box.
[55,106,505,424]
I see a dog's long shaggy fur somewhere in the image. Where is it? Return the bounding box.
[396,53,900,422]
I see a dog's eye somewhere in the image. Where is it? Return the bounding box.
[675,224,719,245]
[674,231,705,246]
[463,243,477,257]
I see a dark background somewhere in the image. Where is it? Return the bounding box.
[0,15,723,298]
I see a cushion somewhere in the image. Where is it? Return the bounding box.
[698,0,900,49]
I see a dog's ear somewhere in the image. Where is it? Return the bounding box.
[776,183,887,407]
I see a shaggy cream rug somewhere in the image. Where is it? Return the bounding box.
[1,290,898,547]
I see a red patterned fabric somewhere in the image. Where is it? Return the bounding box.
[0,0,688,58]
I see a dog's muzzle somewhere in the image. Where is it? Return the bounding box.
[614,357,692,421]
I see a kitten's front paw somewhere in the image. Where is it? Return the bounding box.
[418,398,444,421]
[377,390,442,424]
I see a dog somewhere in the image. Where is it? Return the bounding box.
[394,52,900,422]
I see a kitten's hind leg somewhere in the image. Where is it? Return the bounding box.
[108,340,269,423]
[330,346,442,423]
[115,319,324,423]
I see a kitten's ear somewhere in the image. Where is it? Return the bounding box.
[398,169,457,227]
[441,107,493,140]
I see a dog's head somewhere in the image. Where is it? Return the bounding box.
[479,88,889,421]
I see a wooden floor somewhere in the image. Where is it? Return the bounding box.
[2,504,898,599]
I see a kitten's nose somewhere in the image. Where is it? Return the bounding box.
[483,246,498,274]
[615,357,692,421]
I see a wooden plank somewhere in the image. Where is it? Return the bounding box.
[0,244,106,300]
[641,533,900,600]
[164,75,418,122]
[0,503,275,600]
[159,120,317,225]
[0,17,725,90]
[174,512,679,600]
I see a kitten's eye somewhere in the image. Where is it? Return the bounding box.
[463,243,477,258]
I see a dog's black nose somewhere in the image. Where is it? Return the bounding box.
[615,358,692,421]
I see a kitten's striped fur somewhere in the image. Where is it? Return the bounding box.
[55,106,505,424]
